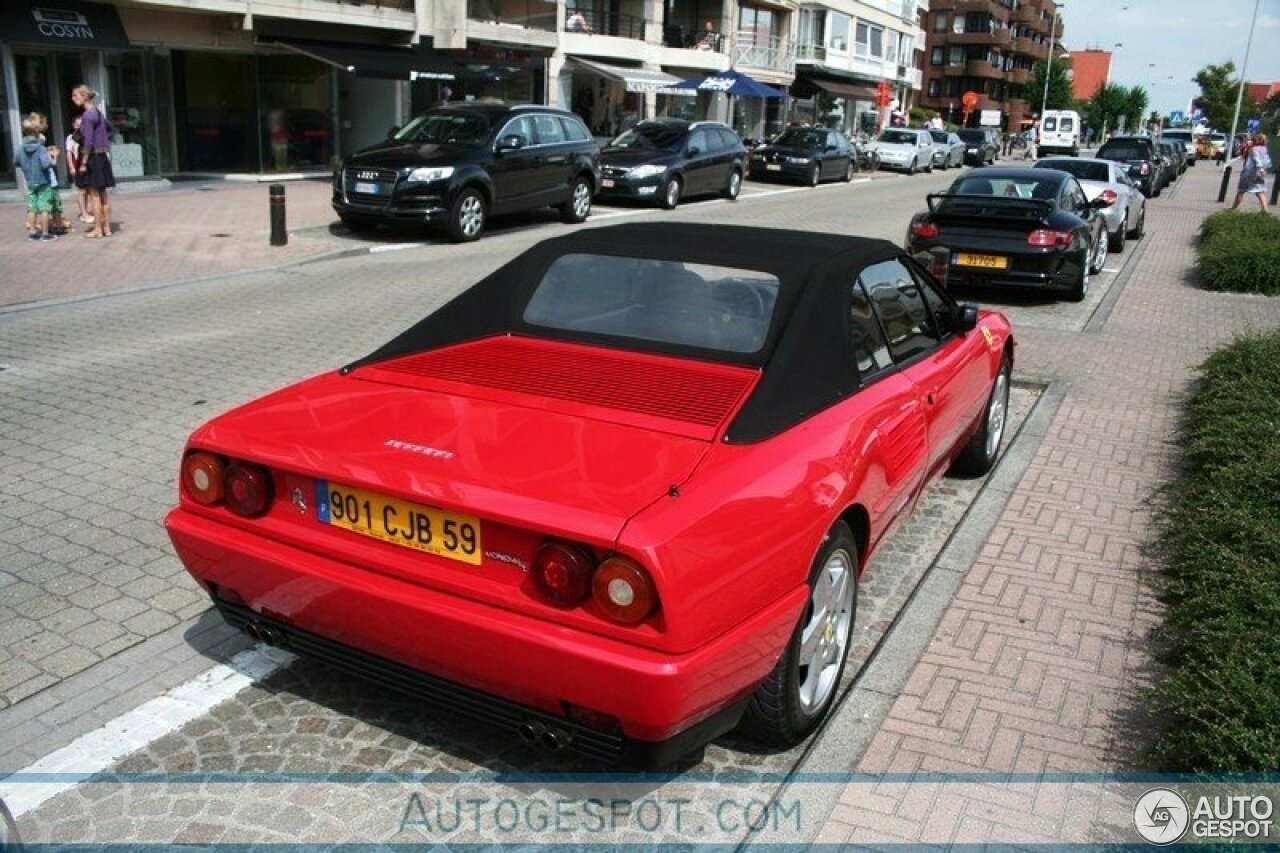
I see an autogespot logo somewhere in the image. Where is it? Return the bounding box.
[1134,788,1190,845]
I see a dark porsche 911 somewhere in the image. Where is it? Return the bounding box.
[905,167,1111,302]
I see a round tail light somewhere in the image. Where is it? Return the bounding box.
[592,556,657,625]
[224,462,273,517]
[531,541,595,606]
[181,452,225,506]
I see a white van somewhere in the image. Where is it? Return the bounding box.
[1038,110,1082,156]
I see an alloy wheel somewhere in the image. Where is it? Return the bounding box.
[796,546,854,713]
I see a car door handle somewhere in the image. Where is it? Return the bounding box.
[926,391,938,406]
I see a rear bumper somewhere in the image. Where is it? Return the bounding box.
[166,508,803,765]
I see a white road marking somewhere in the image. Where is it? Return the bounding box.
[0,646,294,818]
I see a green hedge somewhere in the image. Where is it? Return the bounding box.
[1150,331,1280,771]
[1197,212,1280,295]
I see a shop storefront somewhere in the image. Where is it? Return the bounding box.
[0,0,136,184]
[563,58,685,137]
[791,74,876,135]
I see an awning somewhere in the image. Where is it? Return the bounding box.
[0,0,130,49]
[273,39,459,81]
[570,58,688,94]
[811,79,878,100]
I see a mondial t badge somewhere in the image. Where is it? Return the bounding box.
[981,327,995,347]
[292,488,308,514]
[384,439,455,460]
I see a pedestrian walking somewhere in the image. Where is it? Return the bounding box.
[71,84,114,238]
[1229,132,1271,214]
[13,114,59,242]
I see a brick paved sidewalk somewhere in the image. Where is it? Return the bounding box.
[0,180,346,309]
[819,169,1280,843]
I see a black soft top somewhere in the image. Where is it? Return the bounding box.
[349,223,905,442]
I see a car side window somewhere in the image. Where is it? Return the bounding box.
[688,129,709,155]
[703,128,726,154]
[560,117,589,142]
[499,116,535,147]
[860,259,939,363]
[717,128,741,151]
[850,279,893,375]
[909,264,954,339]
[532,114,566,145]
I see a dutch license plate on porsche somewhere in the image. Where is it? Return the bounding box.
[956,253,1008,270]
[317,481,481,565]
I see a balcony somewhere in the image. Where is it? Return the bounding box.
[1007,67,1029,84]
[1011,35,1038,54]
[948,29,1011,45]
[904,67,923,88]
[1011,5,1039,25]
[796,43,827,63]
[663,24,728,52]
[469,0,558,31]
[734,33,795,74]
[564,7,649,39]
[965,58,1001,78]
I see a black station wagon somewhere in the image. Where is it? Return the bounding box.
[333,103,600,242]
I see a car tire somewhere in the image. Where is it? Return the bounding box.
[739,521,858,747]
[808,164,821,187]
[1066,252,1090,302]
[659,176,682,210]
[338,214,378,234]
[1107,221,1126,252]
[446,188,486,243]
[842,161,855,182]
[951,354,1012,476]
[926,158,934,174]
[559,176,592,223]
[722,169,743,199]
[1089,231,1108,274]
[907,159,917,176]
[1127,207,1145,240]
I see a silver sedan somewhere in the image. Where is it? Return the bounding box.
[1034,156,1146,252]
[928,130,966,170]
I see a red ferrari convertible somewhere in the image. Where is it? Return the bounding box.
[166,224,1015,767]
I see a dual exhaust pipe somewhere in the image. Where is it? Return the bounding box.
[244,620,286,648]
[518,720,572,753]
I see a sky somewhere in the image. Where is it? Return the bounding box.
[1056,0,1280,118]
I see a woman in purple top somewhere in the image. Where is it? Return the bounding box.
[71,84,114,237]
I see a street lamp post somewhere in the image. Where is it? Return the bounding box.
[1039,3,1062,121]
[1225,0,1262,163]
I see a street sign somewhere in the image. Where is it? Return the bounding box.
[961,91,979,110]
[1170,110,1184,125]
[979,109,1001,127]
[1247,118,1261,133]
[875,80,892,108]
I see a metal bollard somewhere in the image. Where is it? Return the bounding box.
[1217,166,1232,203]
[269,183,287,246]
[1271,174,1279,207]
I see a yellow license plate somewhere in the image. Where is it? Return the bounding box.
[956,253,1009,270]
[318,481,482,565]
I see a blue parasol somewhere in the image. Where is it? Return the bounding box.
[665,69,786,99]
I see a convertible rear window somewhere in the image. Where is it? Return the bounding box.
[523,254,779,354]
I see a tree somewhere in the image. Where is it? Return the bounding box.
[1192,61,1256,132]
[1121,86,1150,134]
[1027,57,1075,115]
[1080,83,1131,137]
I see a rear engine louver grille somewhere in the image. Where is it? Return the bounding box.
[363,337,758,431]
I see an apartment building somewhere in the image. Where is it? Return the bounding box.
[792,0,925,135]
[917,0,1061,131]
[2,0,917,182]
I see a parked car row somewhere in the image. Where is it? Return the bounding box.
[1094,134,1189,198]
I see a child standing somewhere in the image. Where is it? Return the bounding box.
[65,116,92,225]
[13,114,58,241]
